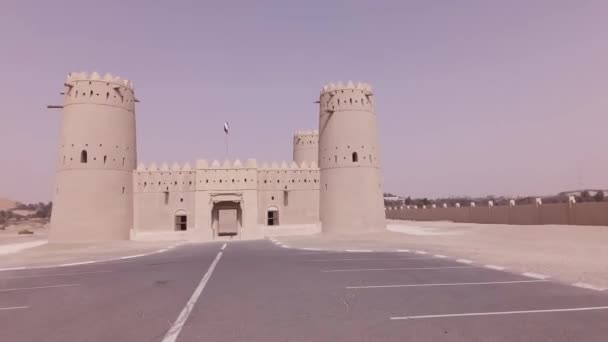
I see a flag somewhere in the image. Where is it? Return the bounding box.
[223,121,229,134]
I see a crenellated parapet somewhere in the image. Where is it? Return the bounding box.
[133,161,196,193]
[257,160,320,192]
[63,71,136,112]
[319,81,374,114]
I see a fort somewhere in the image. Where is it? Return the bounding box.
[48,73,386,242]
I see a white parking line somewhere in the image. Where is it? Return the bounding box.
[0,270,112,279]
[323,266,476,273]
[485,265,506,271]
[221,243,227,250]
[456,259,473,264]
[0,306,29,311]
[58,261,97,267]
[391,306,608,320]
[415,251,428,255]
[522,272,550,280]
[396,249,410,253]
[280,245,290,248]
[0,284,80,293]
[572,282,607,291]
[0,267,27,272]
[347,280,547,289]
[434,254,448,258]
[345,249,373,253]
[306,257,435,262]
[119,254,147,260]
[162,251,223,342]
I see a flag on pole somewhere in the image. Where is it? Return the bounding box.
[223,121,229,134]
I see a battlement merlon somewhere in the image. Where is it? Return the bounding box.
[65,71,134,91]
[293,129,319,137]
[319,81,372,96]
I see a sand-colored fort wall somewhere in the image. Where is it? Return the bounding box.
[293,130,319,165]
[386,201,608,226]
[50,72,136,242]
[256,161,320,225]
[318,81,386,234]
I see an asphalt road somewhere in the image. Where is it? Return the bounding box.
[2,240,608,341]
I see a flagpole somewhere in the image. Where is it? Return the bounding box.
[225,132,228,159]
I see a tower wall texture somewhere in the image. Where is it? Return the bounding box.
[292,130,319,165]
[50,72,137,242]
[318,81,386,234]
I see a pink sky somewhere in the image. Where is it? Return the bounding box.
[1,0,607,203]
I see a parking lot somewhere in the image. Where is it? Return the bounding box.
[2,240,608,341]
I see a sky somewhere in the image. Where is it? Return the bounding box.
[1,0,607,203]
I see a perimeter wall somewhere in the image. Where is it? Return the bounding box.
[386,202,608,226]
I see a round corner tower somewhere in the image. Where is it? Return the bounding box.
[292,129,319,165]
[49,71,137,242]
[318,81,385,234]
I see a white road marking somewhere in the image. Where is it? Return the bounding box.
[162,251,223,342]
[0,270,112,279]
[345,249,373,253]
[347,280,547,289]
[0,267,27,272]
[158,249,169,253]
[119,254,146,260]
[415,251,428,255]
[485,265,506,271]
[300,248,322,251]
[280,245,290,248]
[306,257,435,262]
[456,259,473,264]
[391,306,608,320]
[221,243,227,250]
[522,272,550,280]
[572,282,607,291]
[396,249,410,252]
[434,254,447,258]
[323,266,476,273]
[58,261,97,267]
[0,306,29,311]
[0,283,80,293]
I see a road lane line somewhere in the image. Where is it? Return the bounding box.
[345,249,373,253]
[485,265,506,271]
[391,306,608,320]
[347,280,547,289]
[323,266,476,272]
[522,272,550,280]
[300,248,322,251]
[0,306,29,311]
[221,243,227,250]
[0,270,111,279]
[572,282,607,291]
[415,251,428,255]
[306,257,436,262]
[162,251,223,342]
[0,284,80,293]
[434,254,447,258]
[456,259,473,264]
[396,249,410,252]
